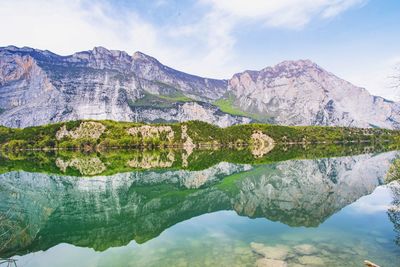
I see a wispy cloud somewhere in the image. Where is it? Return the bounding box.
[0,0,368,79]
[170,0,368,76]
[200,0,367,28]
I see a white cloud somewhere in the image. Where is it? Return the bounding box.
[321,0,366,18]
[0,1,174,54]
[170,0,368,77]
[200,0,367,28]
[167,9,239,78]
[0,0,240,78]
[0,0,368,80]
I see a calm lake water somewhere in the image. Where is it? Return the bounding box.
[0,148,399,266]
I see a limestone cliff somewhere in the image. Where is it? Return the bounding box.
[1,46,399,129]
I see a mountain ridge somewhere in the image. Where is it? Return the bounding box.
[0,45,399,129]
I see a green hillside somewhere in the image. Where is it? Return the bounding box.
[0,120,399,151]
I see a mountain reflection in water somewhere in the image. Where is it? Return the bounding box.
[0,146,399,266]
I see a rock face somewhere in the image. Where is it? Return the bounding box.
[0,46,399,129]
[56,121,106,140]
[0,46,248,128]
[227,60,400,128]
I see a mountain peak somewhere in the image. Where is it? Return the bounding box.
[92,46,111,55]
[132,51,160,64]
[1,45,399,129]
[2,45,20,51]
[92,47,130,58]
[275,59,316,68]
[251,59,324,79]
[267,59,322,73]
[0,45,40,53]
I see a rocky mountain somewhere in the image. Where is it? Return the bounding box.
[0,46,248,128]
[227,60,400,128]
[0,45,399,128]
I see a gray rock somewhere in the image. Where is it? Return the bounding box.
[0,46,247,128]
[250,243,290,260]
[256,258,288,267]
[297,256,325,266]
[228,60,400,129]
[1,46,399,129]
[293,244,318,255]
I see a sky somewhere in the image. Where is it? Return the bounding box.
[0,0,399,100]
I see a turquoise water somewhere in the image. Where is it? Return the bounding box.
[0,150,399,266]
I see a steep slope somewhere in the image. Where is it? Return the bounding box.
[225,60,400,128]
[1,46,399,129]
[131,51,227,100]
[0,46,248,128]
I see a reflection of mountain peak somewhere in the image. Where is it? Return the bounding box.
[232,153,393,226]
[0,151,396,256]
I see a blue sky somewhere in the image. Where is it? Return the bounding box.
[1,0,399,99]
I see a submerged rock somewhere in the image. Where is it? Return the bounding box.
[250,242,290,260]
[256,258,288,267]
[297,256,325,266]
[293,244,318,255]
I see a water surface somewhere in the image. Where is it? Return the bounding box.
[0,148,399,266]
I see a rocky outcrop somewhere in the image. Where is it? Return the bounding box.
[56,121,106,140]
[227,60,400,128]
[128,102,252,127]
[127,125,175,142]
[250,130,275,158]
[1,46,399,129]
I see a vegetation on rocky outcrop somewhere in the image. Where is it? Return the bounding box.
[56,121,106,140]
[0,120,399,152]
[387,158,400,183]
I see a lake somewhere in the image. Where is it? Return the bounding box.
[0,147,399,266]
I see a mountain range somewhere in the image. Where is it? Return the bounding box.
[0,45,399,129]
